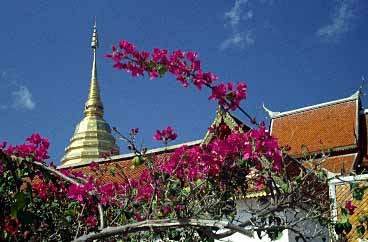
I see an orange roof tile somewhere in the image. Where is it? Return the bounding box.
[59,140,202,183]
[304,154,357,173]
[71,158,147,183]
[271,99,358,156]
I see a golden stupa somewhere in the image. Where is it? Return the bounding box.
[61,21,119,165]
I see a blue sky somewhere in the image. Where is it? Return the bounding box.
[0,0,367,164]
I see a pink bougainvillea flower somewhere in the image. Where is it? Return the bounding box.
[26,133,42,144]
[118,40,136,54]
[134,214,144,222]
[177,75,189,87]
[84,216,97,228]
[149,69,158,80]
[131,128,139,135]
[345,200,357,215]
[162,205,171,214]
[153,126,178,143]
[254,178,265,191]
[4,217,19,235]
[67,184,85,203]
[89,161,99,171]
[0,141,7,149]
[153,130,162,141]
[185,51,198,62]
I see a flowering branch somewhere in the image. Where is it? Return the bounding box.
[105,41,256,124]
[25,160,105,230]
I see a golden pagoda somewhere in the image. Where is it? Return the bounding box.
[61,21,119,165]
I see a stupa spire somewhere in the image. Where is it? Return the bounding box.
[84,19,103,117]
[61,20,119,165]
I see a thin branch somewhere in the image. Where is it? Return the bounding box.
[74,203,86,240]
[72,218,255,242]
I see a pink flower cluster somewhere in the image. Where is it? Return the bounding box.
[156,123,282,185]
[153,126,178,144]
[106,41,247,111]
[345,200,357,215]
[209,82,247,110]
[84,215,97,228]
[66,171,122,206]
[111,123,284,219]
[32,178,68,202]
[68,180,96,203]
[1,133,49,162]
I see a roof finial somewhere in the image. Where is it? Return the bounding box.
[262,103,280,118]
[84,19,103,117]
[359,76,366,96]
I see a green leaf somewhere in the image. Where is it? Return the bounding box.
[119,213,127,224]
[267,228,283,240]
[280,182,290,193]
[358,215,368,223]
[356,225,366,236]
[350,182,358,191]
[11,192,27,216]
[343,221,352,234]
[353,188,364,201]
[0,184,5,194]
[162,171,170,181]
[109,167,115,176]
[158,65,167,77]
[17,211,34,225]
[180,187,190,197]
[295,169,303,183]
[147,61,156,70]
[131,156,145,168]
[317,170,327,180]
[341,208,349,223]
[223,191,232,200]
[335,223,344,235]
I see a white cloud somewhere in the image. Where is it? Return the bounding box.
[245,30,255,45]
[221,0,255,50]
[220,31,255,50]
[244,10,253,21]
[12,85,35,110]
[0,70,36,111]
[220,33,245,50]
[225,0,249,27]
[317,0,357,41]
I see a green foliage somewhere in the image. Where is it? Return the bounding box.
[334,221,352,235]
[352,187,365,201]
[131,155,145,168]
[356,225,366,237]
[157,65,167,77]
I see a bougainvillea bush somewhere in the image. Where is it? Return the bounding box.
[0,41,366,241]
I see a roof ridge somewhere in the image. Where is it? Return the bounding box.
[58,139,203,169]
[271,90,359,119]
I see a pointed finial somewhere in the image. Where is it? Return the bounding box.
[262,103,280,118]
[84,19,103,117]
[350,88,361,99]
[91,17,98,49]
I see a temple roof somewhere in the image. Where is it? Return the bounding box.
[270,91,360,156]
